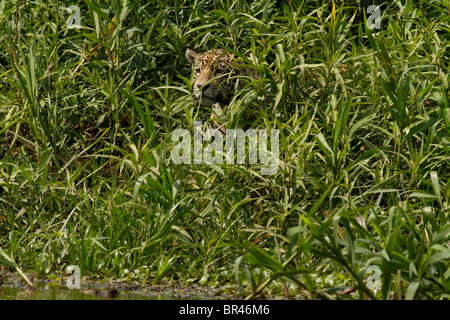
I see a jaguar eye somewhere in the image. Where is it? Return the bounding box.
[215,66,225,74]
[194,67,201,74]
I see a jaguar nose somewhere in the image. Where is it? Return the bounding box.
[196,82,210,91]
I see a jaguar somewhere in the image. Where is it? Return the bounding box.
[185,48,244,107]
[185,48,255,130]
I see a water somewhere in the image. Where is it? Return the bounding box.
[0,274,236,300]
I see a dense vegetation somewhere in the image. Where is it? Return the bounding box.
[0,0,449,299]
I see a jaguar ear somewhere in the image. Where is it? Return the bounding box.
[186,48,199,65]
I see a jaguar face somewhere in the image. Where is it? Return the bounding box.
[186,48,240,106]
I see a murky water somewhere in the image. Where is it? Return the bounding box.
[0,283,118,300]
[0,274,236,300]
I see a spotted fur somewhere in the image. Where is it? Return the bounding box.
[186,48,245,107]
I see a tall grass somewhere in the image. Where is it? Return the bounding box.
[0,0,449,299]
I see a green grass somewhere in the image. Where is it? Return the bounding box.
[0,0,449,300]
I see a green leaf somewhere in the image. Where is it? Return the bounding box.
[430,171,442,206]
[242,242,285,273]
[425,251,450,268]
[84,0,114,24]
[405,280,420,300]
